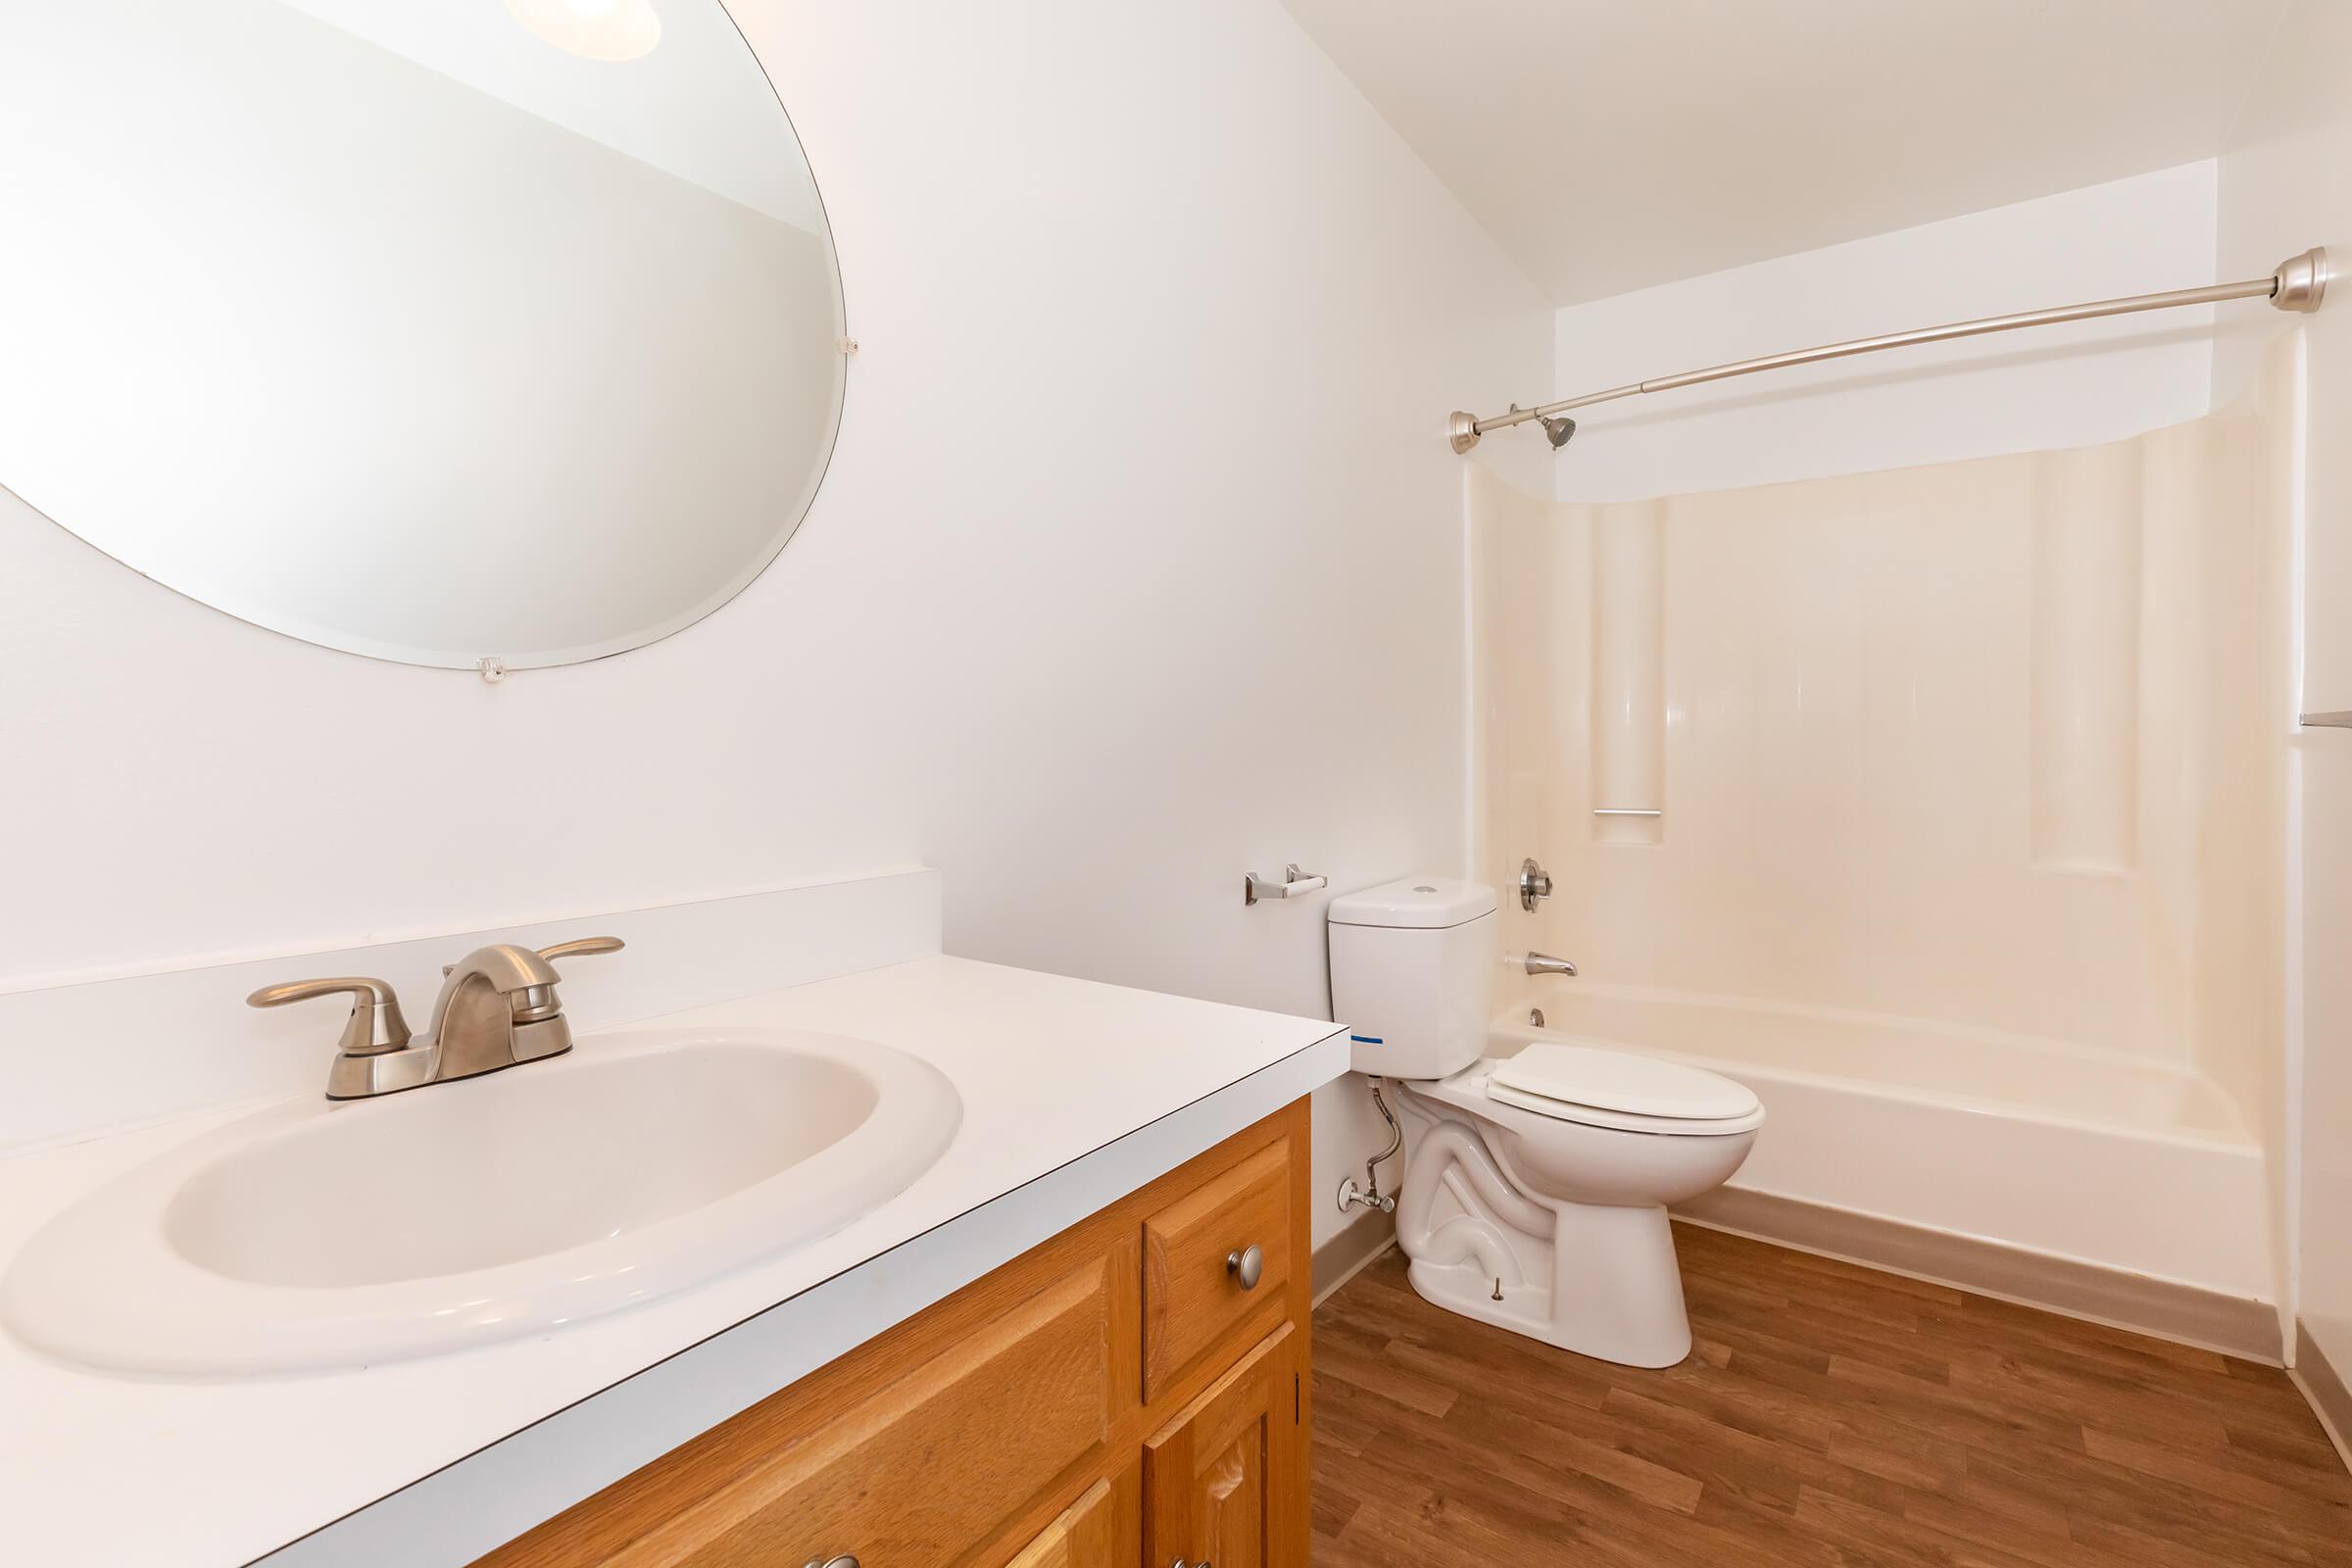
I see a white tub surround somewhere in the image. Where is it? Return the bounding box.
[0,936,1347,1567]
[1470,346,2301,1316]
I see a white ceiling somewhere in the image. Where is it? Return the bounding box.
[1281,0,2294,305]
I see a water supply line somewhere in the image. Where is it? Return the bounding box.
[1337,1078,1401,1214]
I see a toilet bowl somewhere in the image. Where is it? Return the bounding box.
[1392,1052,1760,1367]
[1328,878,1762,1368]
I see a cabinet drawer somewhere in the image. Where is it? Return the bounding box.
[1142,1135,1293,1400]
[577,1254,1114,1568]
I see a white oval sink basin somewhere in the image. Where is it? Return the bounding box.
[1,1028,961,1377]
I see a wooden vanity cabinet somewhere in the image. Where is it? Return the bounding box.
[475,1098,1313,1568]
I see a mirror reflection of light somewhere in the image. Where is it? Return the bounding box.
[505,0,662,62]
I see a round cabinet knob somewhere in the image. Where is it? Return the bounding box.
[802,1557,858,1568]
[1225,1244,1264,1291]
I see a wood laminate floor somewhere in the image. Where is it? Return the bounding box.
[1310,1224,2352,1566]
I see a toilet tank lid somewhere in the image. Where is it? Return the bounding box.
[1327,877,1497,929]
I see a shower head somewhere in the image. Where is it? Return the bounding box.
[1538,413,1577,449]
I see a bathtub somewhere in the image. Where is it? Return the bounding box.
[1486,989,2274,1305]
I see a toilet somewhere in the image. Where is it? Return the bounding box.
[1328,876,1763,1368]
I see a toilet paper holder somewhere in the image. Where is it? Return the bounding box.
[1244,863,1326,906]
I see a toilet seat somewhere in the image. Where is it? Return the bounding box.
[1484,1042,1763,1137]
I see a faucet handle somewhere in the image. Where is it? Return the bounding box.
[507,937,623,1027]
[246,976,412,1056]
[537,936,624,964]
[494,938,622,1055]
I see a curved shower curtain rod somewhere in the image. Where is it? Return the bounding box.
[1447,247,2331,455]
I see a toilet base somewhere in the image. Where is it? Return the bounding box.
[1401,1197,1694,1369]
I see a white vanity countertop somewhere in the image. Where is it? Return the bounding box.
[0,956,1348,1568]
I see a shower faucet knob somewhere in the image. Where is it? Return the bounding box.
[1519,858,1553,910]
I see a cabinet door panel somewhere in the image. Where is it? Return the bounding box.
[1004,1477,1120,1568]
[1144,1322,1299,1568]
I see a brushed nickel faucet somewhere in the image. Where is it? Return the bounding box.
[249,936,623,1101]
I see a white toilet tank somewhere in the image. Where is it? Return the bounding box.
[1327,877,1498,1080]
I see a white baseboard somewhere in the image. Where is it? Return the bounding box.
[1679,1185,2282,1364]
[2295,1321,2352,1474]
[1312,1210,1396,1306]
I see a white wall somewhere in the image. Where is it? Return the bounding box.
[2216,0,2352,1391]
[1547,162,2220,504]
[1468,389,2294,1305]
[0,2,1551,1246]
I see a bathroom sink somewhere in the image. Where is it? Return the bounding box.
[1,1028,961,1376]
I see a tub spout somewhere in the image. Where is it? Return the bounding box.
[1525,952,1578,977]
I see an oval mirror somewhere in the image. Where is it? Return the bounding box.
[0,0,844,670]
